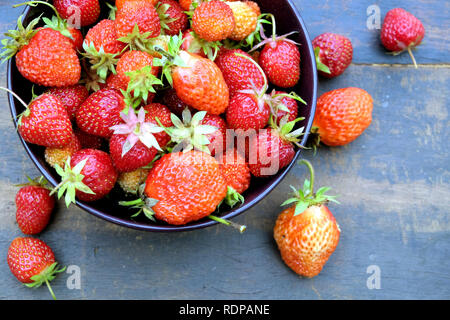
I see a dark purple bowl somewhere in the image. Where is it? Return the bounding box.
[7,0,317,232]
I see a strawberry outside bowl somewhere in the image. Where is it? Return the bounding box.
[6,0,317,232]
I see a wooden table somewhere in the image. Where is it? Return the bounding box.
[0,0,449,300]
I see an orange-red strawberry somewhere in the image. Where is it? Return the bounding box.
[44,132,82,169]
[144,151,227,225]
[53,149,118,206]
[84,19,126,54]
[16,93,73,148]
[54,0,100,27]
[158,35,229,115]
[15,177,55,235]
[200,114,228,156]
[116,0,158,11]
[47,85,89,121]
[76,88,126,138]
[116,50,161,99]
[1,18,81,87]
[274,160,340,278]
[178,0,193,11]
[217,148,250,207]
[115,0,161,39]
[312,88,373,146]
[7,237,65,299]
[381,8,425,68]
[312,33,353,78]
[192,0,235,42]
[157,0,189,36]
[227,1,258,41]
[215,48,265,96]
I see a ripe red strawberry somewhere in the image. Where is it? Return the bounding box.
[161,88,195,116]
[226,92,270,131]
[215,48,265,96]
[381,8,425,68]
[270,91,299,124]
[115,0,161,39]
[53,149,118,205]
[1,19,81,87]
[144,151,227,225]
[259,39,300,88]
[46,85,89,121]
[54,0,100,27]
[312,33,353,78]
[246,128,296,177]
[76,89,126,138]
[106,73,127,92]
[178,0,193,11]
[157,0,189,36]
[312,87,373,146]
[201,114,228,156]
[158,35,229,115]
[45,132,82,169]
[7,237,65,299]
[192,0,235,42]
[109,108,165,172]
[16,93,73,148]
[74,128,103,149]
[274,160,340,278]
[15,177,55,235]
[84,19,126,55]
[143,103,173,147]
[216,148,251,207]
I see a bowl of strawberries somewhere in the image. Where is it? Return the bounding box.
[5,0,317,232]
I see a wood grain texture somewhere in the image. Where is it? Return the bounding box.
[0,0,449,300]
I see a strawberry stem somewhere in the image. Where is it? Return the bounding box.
[14,1,62,21]
[0,86,29,109]
[45,279,57,300]
[208,215,246,233]
[407,46,418,69]
[299,159,314,196]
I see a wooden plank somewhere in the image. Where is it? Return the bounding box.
[0,65,448,299]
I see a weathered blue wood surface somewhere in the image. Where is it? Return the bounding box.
[0,0,449,300]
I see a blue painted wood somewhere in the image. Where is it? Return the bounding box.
[0,0,449,300]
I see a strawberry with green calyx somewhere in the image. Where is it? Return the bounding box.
[159,108,218,154]
[1,16,81,87]
[124,66,164,105]
[109,108,165,172]
[154,34,229,115]
[0,87,73,148]
[82,41,120,81]
[157,0,189,36]
[115,0,161,40]
[249,14,301,88]
[274,159,340,277]
[15,176,55,235]
[14,1,83,51]
[181,29,222,61]
[51,149,118,206]
[79,61,107,92]
[267,90,306,127]
[7,237,66,300]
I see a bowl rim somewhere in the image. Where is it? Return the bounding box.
[6,0,318,232]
